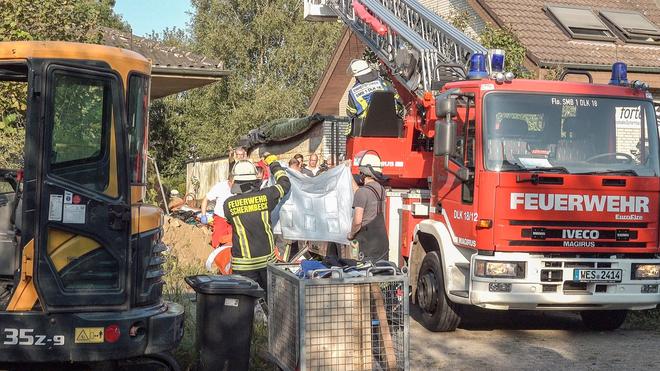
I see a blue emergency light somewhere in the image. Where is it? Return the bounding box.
[468,53,488,79]
[609,62,628,86]
[489,49,505,73]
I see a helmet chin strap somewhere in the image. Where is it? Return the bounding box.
[356,70,378,83]
[359,165,388,183]
[231,180,261,194]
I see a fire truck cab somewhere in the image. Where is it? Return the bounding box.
[354,59,660,332]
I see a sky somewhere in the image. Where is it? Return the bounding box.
[114,0,192,37]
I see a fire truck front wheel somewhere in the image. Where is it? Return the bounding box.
[416,251,461,332]
[580,310,628,331]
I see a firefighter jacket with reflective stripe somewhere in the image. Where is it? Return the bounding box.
[346,77,403,119]
[223,162,291,271]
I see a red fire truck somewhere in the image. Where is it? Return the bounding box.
[307,0,660,331]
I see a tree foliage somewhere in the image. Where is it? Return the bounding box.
[0,0,128,43]
[479,25,533,78]
[146,27,191,49]
[151,0,342,172]
[0,0,126,168]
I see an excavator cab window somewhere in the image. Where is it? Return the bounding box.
[127,74,149,184]
[0,63,27,299]
[0,170,19,284]
[50,72,112,195]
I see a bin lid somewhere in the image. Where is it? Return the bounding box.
[185,275,264,297]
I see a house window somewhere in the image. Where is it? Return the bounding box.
[599,10,659,45]
[545,6,614,41]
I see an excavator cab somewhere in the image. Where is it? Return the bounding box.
[0,42,183,369]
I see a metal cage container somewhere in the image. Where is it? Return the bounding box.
[268,263,409,371]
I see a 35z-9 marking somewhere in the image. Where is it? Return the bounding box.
[2,328,65,346]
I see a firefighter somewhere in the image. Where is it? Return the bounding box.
[345,59,404,135]
[223,155,291,292]
[347,151,389,262]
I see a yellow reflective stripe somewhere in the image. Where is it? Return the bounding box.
[232,252,276,270]
[261,211,274,249]
[232,254,273,264]
[283,244,290,261]
[275,184,284,198]
[234,216,251,259]
[232,251,275,262]
[232,216,246,256]
[346,106,357,114]
[232,260,269,270]
[356,96,369,118]
[274,170,286,180]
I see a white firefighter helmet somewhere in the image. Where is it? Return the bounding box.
[231,160,258,182]
[358,150,383,177]
[348,59,372,77]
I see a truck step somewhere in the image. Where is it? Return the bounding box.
[449,290,469,298]
[455,262,470,270]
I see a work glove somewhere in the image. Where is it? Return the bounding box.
[263,152,278,166]
[200,215,208,224]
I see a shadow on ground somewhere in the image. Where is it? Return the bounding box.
[410,302,585,331]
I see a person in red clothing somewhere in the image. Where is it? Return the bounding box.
[200,174,234,248]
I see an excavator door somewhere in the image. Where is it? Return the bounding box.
[32,61,131,311]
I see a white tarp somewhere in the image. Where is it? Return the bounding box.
[272,163,353,244]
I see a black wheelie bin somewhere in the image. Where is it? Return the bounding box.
[185,275,264,371]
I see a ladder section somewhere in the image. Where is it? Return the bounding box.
[330,0,487,94]
[335,0,437,93]
[378,0,487,66]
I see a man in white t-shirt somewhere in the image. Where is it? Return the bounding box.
[200,174,234,248]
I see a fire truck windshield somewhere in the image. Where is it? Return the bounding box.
[483,93,659,176]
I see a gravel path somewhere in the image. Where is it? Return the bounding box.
[410,308,660,370]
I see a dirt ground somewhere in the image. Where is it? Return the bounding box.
[162,216,213,267]
[161,219,660,370]
[410,307,660,370]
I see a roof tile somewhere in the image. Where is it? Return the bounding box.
[478,0,660,68]
[100,27,224,71]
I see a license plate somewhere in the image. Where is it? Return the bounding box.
[573,269,622,283]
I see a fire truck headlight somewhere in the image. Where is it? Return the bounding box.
[632,264,660,280]
[475,260,525,279]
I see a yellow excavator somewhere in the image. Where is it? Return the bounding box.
[0,41,183,370]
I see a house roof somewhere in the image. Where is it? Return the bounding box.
[307,1,660,115]
[101,27,230,98]
[474,0,660,71]
[307,28,364,115]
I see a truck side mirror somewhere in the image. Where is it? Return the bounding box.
[435,96,457,118]
[434,119,457,157]
[434,118,471,182]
